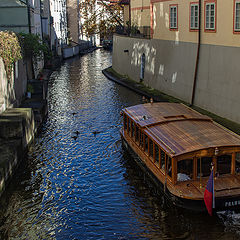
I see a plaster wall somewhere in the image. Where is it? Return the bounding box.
[113,34,240,123]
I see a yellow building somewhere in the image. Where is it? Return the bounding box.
[113,0,240,124]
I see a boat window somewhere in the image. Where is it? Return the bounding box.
[217,154,232,175]
[135,125,140,143]
[131,121,135,138]
[154,144,160,166]
[236,153,240,174]
[124,114,127,130]
[149,139,153,158]
[177,159,193,181]
[127,118,131,134]
[140,131,144,149]
[144,134,148,154]
[160,149,165,172]
[167,155,172,178]
[197,157,212,177]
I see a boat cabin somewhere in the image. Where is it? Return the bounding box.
[121,102,240,210]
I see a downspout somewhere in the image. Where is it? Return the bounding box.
[26,0,31,33]
[190,0,201,106]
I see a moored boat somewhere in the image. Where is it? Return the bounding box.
[120,102,240,212]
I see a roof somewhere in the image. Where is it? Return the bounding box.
[124,103,240,157]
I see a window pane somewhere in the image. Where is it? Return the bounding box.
[149,139,153,158]
[177,159,193,181]
[155,144,160,165]
[198,157,212,177]
[136,125,139,142]
[217,154,232,175]
[167,155,172,178]
[160,149,165,171]
[236,152,240,173]
[144,134,148,153]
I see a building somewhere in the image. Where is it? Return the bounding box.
[49,0,68,47]
[112,0,240,124]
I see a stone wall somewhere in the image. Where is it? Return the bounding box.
[0,57,27,113]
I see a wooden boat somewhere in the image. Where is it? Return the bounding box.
[120,102,240,212]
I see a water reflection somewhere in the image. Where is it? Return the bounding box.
[0,49,239,239]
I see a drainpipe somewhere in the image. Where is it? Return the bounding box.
[26,0,31,33]
[190,0,201,106]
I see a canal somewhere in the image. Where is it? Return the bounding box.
[0,49,240,239]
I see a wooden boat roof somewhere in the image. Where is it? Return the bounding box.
[124,103,240,157]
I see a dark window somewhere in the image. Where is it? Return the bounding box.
[177,159,193,181]
[144,134,148,154]
[140,131,144,149]
[136,125,140,143]
[217,154,232,175]
[124,115,127,130]
[160,149,165,172]
[197,157,212,177]
[128,118,131,134]
[155,144,160,166]
[149,139,153,158]
[167,155,172,178]
[236,153,240,174]
[131,121,135,138]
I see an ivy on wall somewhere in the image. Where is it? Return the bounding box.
[0,31,22,80]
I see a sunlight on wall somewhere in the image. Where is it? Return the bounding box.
[175,32,179,45]
[172,72,177,83]
[153,5,157,31]
[159,64,164,76]
[160,3,164,17]
[131,42,157,75]
[165,13,169,29]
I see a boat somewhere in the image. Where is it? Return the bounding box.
[120,102,240,212]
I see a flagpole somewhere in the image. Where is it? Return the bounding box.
[212,163,215,209]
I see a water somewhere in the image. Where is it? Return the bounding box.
[0,49,239,239]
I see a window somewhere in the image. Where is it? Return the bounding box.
[127,118,131,134]
[160,149,165,172]
[131,121,135,138]
[154,144,160,166]
[144,134,148,154]
[236,152,240,173]
[170,5,178,30]
[197,157,212,177]
[190,3,199,30]
[217,154,232,175]
[140,131,144,149]
[177,159,193,181]
[149,139,154,158]
[234,1,240,32]
[205,1,216,31]
[124,115,127,130]
[135,125,140,143]
[167,155,172,178]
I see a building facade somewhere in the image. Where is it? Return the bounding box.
[113,0,240,124]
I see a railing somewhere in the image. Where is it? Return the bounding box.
[115,25,151,39]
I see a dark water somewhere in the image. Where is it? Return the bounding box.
[0,49,240,239]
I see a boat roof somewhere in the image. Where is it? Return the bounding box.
[124,102,240,157]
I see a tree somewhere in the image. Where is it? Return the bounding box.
[79,0,123,40]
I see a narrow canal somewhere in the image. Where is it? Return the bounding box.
[0,49,239,239]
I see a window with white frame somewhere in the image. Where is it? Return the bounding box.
[170,5,178,29]
[190,3,199,29]
[205,2,216,30]
[235,1,240,31]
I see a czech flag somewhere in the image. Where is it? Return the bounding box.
[204,169,215,216]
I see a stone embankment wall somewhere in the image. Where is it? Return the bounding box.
[0,63,50,197]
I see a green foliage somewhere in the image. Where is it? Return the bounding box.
[18,33,51,60]
[0,31,22,80]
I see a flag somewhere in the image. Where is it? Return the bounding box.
[204,169,215,216]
